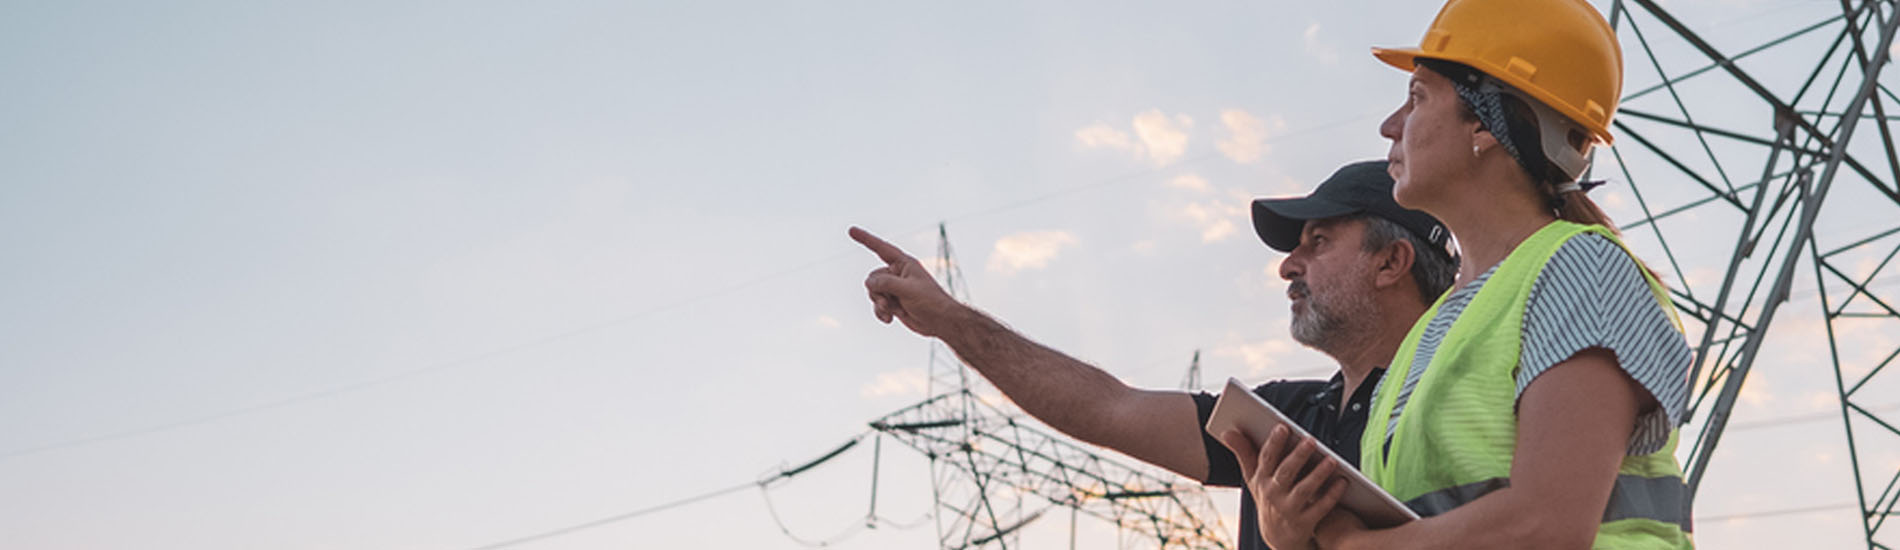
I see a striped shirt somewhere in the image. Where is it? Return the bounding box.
[1383,233,1692,455]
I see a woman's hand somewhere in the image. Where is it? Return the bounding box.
[1219,425,1348,550]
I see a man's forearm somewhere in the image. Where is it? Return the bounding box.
[934,305,1134,442]
[926,304,1210,480]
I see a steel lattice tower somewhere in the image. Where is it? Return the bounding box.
[868,224,1231,550]
[1602,0,1900,546]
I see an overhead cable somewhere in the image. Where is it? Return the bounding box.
[469,435,865,549]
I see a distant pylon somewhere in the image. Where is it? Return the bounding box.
[1180,351,1203,392]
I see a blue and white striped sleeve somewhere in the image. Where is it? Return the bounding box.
[1516,233,1692,456]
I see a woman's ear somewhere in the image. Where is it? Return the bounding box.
[1472,123,1500,153]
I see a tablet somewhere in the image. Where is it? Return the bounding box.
[1204,377,1419,528]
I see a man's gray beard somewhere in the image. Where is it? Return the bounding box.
[1290,289,1376,354]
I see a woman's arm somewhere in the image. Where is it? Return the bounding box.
[1317,348,1641,549]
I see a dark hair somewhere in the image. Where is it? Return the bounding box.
[1424,60,1661,282]
[1351,213,1458,303]
[1492,94,1626,238]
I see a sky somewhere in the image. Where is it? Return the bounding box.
[2,0,1897,548]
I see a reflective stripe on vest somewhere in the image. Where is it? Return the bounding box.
[1404,474,1693,532]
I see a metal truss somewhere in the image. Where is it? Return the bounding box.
[867,224,1230,550]
[1605,1,1900,546]
[871,391,1230,550]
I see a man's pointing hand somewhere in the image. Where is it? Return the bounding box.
[850,226,962,338]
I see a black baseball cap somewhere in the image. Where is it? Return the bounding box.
[1251,160,1451,258]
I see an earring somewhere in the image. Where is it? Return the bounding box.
[1472,145,1482,158]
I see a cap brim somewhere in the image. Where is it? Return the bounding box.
[1251,197,1358,253]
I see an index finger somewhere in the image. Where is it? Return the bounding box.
[849,226,916,266]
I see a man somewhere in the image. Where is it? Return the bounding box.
[850,160,1455,549]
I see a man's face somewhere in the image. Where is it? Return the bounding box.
[1279,217,1381,351]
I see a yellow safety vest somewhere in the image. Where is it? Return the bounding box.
[1360,221,1694,548]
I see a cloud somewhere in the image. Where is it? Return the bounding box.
[1132,109,1193,164]
[1854,256,1884,281]
[1802,390,1837,412]
[817,315,841,329]
[1217,110,1283,164]
[1133,110,1194,166]
[1682,266,1720,289]
[1075,110,1195,167]
[1075,123,1137,153]
[1848,320,1898,378]
[987,230,1079,274]
[1739,373,1774,407]
[860,368,930,398]
[1599,190,1630,210]
[1181,201,1240,243]
[1272,175,1308,195]
[1173,189,1250,243]
[1303,23,1339,65]
[1169,173,1212,193]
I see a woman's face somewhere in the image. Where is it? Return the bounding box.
[1379,66,1483,213]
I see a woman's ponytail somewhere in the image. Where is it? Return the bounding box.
[1552,184,1619,236]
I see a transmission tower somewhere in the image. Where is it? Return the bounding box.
[1602,1,1900,546]
[868,224,1231,550]
[1180,351,1204,392]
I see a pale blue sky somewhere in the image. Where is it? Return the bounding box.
[0,0,1890,548]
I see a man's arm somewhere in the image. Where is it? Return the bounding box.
[934,304,1211,480]
[851,227,1210,480]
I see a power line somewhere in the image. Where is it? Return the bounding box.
[469,479,761,550]
[758,482,934,548]
[470,436,866,549]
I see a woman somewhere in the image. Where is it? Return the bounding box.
[1230,0,1696,548]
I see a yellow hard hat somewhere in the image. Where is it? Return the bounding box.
[1373,0,1623,145]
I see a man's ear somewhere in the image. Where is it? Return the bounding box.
[1374,238,1415,289]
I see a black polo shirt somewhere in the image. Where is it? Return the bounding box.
[1190,368,1384,550]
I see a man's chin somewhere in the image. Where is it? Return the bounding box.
[1289,321,1324,349]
